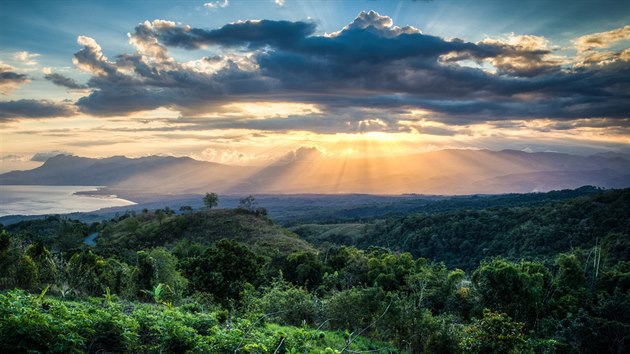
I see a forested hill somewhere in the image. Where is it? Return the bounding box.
[95,208,314,260]
[350,188,630,270]
[270,185,606,225]
[7,187,628,271]
[2,208,313,262]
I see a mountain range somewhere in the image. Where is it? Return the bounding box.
[1,148,629,199]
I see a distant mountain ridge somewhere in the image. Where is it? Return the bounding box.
[1,149,629,197]
[0,154,252,195]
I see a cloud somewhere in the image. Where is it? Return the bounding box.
[72,35,118,76]
[538,118,630,130]
[328,10,421,38]
[574,25,630,52]
[274,0,285,7]
[13,51,40,66]
[30,151,72,162]
[0,99,76,121]
[170,113,396,134]
[60,11,630,127]
[72,23,275,116]
[277,146,323,163]
[1,154,26,162]
[65,139,126,147]
[147,18,316,50]
[204,0,229,9]
[0,63,29,94]
[575,48,630,66]
[573,25,630,66]
[127,20,176,63]
[44,72,87,89]
[476,33,566,77]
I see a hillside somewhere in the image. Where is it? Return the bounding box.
[3,215,90,252]
[293,188,630,270]
[96,208,315,259]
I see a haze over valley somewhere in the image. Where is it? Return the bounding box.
[2,149,629,202]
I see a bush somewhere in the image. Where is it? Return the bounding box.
[460,309,525,354]
[257,279,321,326]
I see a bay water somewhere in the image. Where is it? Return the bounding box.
[0,185,135,216]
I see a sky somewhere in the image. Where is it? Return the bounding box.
[1,0,629,172]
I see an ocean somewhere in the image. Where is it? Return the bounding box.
[0,185,135,217]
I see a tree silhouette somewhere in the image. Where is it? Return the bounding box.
[203,192,218,209]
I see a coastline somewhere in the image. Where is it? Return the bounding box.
[0,185,136,217]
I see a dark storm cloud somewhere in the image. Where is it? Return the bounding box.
[0,99,76,121]
[0,70,27,84]
[542,118,630,131]
[76,86,173,116]
[44,73,87,89]
[146,19,317,50]
[72,26,274,116]
[67,11,630,128]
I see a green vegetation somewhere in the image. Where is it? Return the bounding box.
[297,188,630,270]
[4,215,90,252]
[1,188,629,353]
[270,186,605,225]
[97,208,313,257]
[0,290,393,353]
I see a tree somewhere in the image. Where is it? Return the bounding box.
[136,250,157,298]
[64,250,109,296]
[145,248,188,302]
[203,192,218,210]
[238,195,257,211]
[472,258,552,328]
[0,230,15,287]
[25,241,57,285]
[460,309,525,354]
[154,209,165,225]
[257,278,320,326]
[179,205,193,214]
[16,255,38,290]
[555,252,585,292]
[283,251,324,289]
[238,195,268,216]
[0,230,10,254]
[180,239,263,304]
